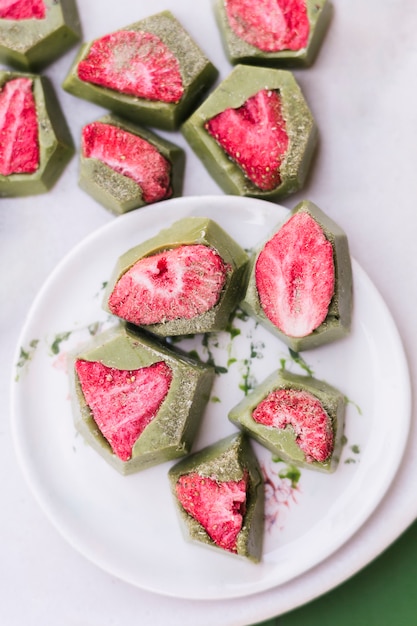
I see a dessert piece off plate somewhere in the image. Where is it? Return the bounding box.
[11,196,411,600]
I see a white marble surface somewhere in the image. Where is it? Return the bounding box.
[1,1,416,624]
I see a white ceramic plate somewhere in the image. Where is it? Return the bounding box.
[11,196,410,600]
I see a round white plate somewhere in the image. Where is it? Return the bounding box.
[11,195,410,600]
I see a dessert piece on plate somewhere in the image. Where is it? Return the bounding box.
[169,432,264,561]
[0,71,74,197]
[229,369,346,473]
[214,0,332,68]
[70,325,215,475]
[104,216,249,337]
[182,65,317,200]
[241,200,352,350]
[79,114,185,215]
[62,10,218,130]
[0,0,81,70]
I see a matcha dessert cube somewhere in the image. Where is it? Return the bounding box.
[214,0,332,68]
[104,216,249,337]
[79,114,185,215]
[0,71,74,197]
[62,11,218,131]
[229,369,346,473]
[241,200,352,351]
[71,324,215,475]
[169,432,264,562]
[0,0,81,71]
[181,65,317,200]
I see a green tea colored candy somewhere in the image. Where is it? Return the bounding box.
[0,0,81,71]
[0,71,74,197]
[62,11,218,131]
[181,65,317,200]
[168,432,264,562]
[104,216,249,336]
[214,0,332,68]
[70,324,215,475]
[241,200,353,351]
[79,114,185,215]
[229,369,346,473]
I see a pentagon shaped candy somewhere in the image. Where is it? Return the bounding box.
[0,0,81,70]
[79,114,185,215]
[229,369,346,473]
[70,325,215,475]
[0,71,74,197]
[182,65,317,200]
[62,10,218,130]
[169,432,264,561]
[214,0,332,68]
[104,216,249,337]
[241,200,352,351]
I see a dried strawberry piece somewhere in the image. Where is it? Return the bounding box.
[175,472,247,552]
[108,244,229,326]
[253,388,333,462]
[82,122,172,203]
[0,77,39,176]
[205,89,288,191]
[0,0,46,19]
[77,30,184,103]
[255,211,335,337]
[224,0,310,52]
[75,359,173,461]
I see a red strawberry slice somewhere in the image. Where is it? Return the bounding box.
[0,0,46,19]
[253,388,333,462]
[175,472,248,552]
[77,30,184,103]
[75,359,173,461]
[224,0,310,52]
[82,122,172,203]
[0,77,39,176]
[205,89,288,191]
[108,244,228,326]
[255,211,335,337]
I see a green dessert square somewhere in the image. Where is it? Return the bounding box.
[214,0,332,68]
[79,114,185,215]
[169,432,264,562]
[104,216,249,336]
[181,65,317,200]
[241,200,353,351]
[62,10,218,131]
[70,324,215,475]
[0,0,81,71]
[229,369,346,473]
[0,71,74,197]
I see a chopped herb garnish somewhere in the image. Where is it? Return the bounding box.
[278,464,301,489]
[15,339,39,379]
[50,331,72,355]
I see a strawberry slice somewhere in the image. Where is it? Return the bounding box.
[175,472,247,552]
[0,0,46,19]
[82,122,172,203]
[255,211,335,337]
[108,244,228,326]
[205,89,288,191]
[253,388,333,462]
[77,30,184,103]
[0,77,39,176]
[224,0,310,52]
[75,359,173,461]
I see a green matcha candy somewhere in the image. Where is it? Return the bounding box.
[181,65,317,200]
[62,11,218,131]
[0,0,81,71]
[169,432,264,562]
[214,0,332,68]
[70,324,215,475]
[79,114,185,215]
[229,369,346,473]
